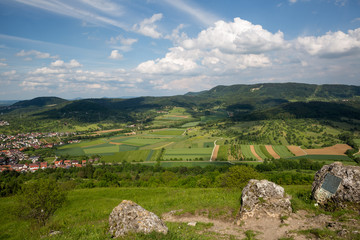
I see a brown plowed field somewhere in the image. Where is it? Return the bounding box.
[95,128,123,134]
[287,146,307,156]
[265,145,280,159]
[211,145,220,161]
[250,145,262,161]
[304,144,352,155]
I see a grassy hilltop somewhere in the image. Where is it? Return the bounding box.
[1,83,360,239]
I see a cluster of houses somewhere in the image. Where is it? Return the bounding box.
[0,132,78,151]
[0,158,100,173]
[0,121,9,126]
[0,131,85,173]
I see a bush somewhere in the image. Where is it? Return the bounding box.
[218,165,261,189]
[15,179,67,226]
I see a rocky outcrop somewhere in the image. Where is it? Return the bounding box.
[109,200,168,237]
[312,162,360,205]
[238,179,292,222]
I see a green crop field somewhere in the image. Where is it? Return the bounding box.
[101,150,152,162]
[181,121,200,127]
[217,145,228,161]
[259,145,273,159]
[151,129,185,136]
[240,145,256,160]
[140,161,233,168]
[121,138,166,146]
[118,145,139,152]
[83,143,114,149]
[203,142,214,148]
[56,147,85,156]
[273,145,294,158]
[254,145,269,160]
[83,145,119,155]
[163,148,212,160]
[288,154,352,161]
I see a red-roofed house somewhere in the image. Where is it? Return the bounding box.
[29,164,39,172]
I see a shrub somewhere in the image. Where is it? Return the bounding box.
[15,179,67,226]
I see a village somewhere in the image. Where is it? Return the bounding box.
[0,130,92,173]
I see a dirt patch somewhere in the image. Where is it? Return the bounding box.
[211,145,220,161]
[95,128,123,134]
[304,144,352,155]
[265,145,280,159]
[250,145,262,161]
[287,145,307,156]
[162,210,338,240]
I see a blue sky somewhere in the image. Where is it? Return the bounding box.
[0,0,359,100]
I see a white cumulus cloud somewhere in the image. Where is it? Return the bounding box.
[50,59,82,68]
[182,18,286,54]
[109,50,123,60]
[133,13,163,39]
[16,49,56,59]
[296,28,360,58]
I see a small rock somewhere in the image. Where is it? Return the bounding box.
[49,230,62,236]
[109,200,168,237]
[187,222,197,227]
[338,229,348,237]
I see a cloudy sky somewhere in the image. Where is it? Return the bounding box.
[0,0,359,100]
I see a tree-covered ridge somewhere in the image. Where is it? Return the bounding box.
[1,83,359,125]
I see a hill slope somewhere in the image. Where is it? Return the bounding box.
[1,83,359,123]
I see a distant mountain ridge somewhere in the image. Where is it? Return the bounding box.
[2,83,360,123]
[12,97,67,108]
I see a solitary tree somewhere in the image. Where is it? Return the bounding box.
[16,179,67,226]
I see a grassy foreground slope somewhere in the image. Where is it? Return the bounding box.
[0,187,241,240]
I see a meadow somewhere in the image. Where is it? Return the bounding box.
[0,187,242,240]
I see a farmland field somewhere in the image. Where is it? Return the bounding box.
[288,154,352,161]
[240,145,256,160]
[163,148,212,160]
[265,145,280,159]
[101,149,156,162]
[253,145,267,160]
[151,129,185,136]
[217,145,228,161]
[140,161,233,168]
[273,145,294,158]
[303,144,351,155]
[120,138,166,146]
[83,145,119,155]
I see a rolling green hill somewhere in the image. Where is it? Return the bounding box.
[1,83,359,126]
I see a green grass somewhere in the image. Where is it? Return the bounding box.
[240,145,256,160]
[0,187,241,240]
[273,145,294,158]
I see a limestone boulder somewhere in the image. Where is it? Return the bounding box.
[312,162,360,205]
[109,200,168,237]
[239,179,292,221]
